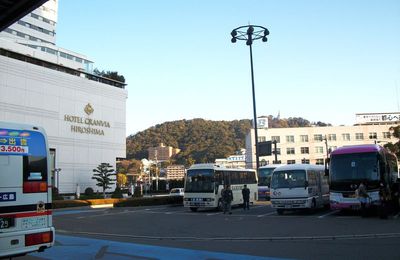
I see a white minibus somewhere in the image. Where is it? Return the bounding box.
[184,164,257,211]
[270,164,329,215]
[0,122,55,258]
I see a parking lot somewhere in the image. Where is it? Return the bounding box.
[23,202,400,260]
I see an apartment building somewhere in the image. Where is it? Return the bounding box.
[245,113,399,169]
[148,143,180,161]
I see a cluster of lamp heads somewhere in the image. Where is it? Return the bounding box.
[231,25,269,45]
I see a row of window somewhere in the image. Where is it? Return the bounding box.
[17,20,55,36]
[4,28,52,45]
[261,159,325,166]
[264,132,390,143]
[271,146,337,155]
[31,12,56,26]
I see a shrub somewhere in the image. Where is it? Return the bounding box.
[84,187,94,196]
[111,187,123,198]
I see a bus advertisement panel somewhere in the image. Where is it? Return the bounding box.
[0,122,55,258]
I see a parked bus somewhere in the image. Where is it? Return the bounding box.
[270,164,329,215]
[0,122,54,258]
[183,164,257,212]
[258,164,283,200]
[329,144,399,215]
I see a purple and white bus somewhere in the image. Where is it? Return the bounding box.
[329,144,399,213]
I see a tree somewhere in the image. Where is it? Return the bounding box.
[385,125,400,158]
[93,68,125,83]
[92,163,116,198]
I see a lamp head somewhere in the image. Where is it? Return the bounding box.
[231,30,237,37]
[231,37,237,43]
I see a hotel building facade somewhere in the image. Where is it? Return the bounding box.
[245,113,400,169]
[0,0,128,193]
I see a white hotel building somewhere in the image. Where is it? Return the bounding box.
[246,113,400,169]
[0,0,128,193]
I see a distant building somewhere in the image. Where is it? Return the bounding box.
[166,165,186,180]
[148,143,180,161]
[215,150,246,168]
[245,113,399,169]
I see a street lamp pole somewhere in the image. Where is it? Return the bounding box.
[231,25,269,170]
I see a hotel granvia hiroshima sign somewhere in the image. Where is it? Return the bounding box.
[64,103,110,136]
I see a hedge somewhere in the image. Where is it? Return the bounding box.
[52,196,183,209]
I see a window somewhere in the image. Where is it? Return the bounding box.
[342,133,350,141]
[300,147,309,154]
[315,146,324,154]
[383,132,391,139]
[258,136,266,142]
[300,135,308,142]
[316,159,324,165]
[355,133,364,140]
[273,148,281,155]
[287,160,296,164]
[271,136,280,143]
[286,148,295,155]
[369,132,377,139]
[286,135,295,143]
[301,159,310,164]
[329,146,337,152]
[328,134,336,141]
[314,134,323,141]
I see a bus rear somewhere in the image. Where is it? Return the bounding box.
[0,122,54,258]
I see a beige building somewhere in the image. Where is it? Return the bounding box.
[166,165,186,180]
[245,113,399,169]
[148,143,180,161]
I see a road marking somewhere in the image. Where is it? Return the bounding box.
[393,213,400,219]
[318,210,340,219]
[207,212,220,216]
[257,212,276,217]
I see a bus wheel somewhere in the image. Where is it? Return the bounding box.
[190,207,198,212]
[277,209,284,215]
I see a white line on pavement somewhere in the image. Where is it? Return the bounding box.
[318,210,340,219]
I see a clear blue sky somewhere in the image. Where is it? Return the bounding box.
[56,0,400,136]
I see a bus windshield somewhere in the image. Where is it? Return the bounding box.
[271,170,306,189]
[330,152,379,182]
[185,169,215,193]
[258,167,275,187]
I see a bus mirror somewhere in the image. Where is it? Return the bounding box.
[215,183,219,194]
[324,169,329,177]
[304,180,309,188]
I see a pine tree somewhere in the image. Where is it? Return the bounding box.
[92,163,116,198]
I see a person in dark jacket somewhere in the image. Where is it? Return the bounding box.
[222,185,233,214]
[242,184,250,210]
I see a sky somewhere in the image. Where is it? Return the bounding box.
[56,0,400,136]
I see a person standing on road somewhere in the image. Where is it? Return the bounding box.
[222,185,233,214]
[242,184,250,210]
[357,181,369,217]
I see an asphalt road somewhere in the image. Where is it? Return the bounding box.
[18,202,400,259]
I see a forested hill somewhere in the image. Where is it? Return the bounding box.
[126,119,252,164]
[126,117,331,165]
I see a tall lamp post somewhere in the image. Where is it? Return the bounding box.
[231,25,269,169]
